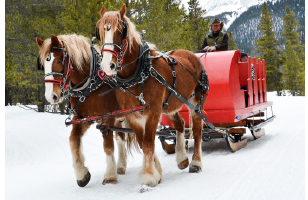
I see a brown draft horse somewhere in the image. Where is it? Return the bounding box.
[36,34,137,187]
[96,5,208,187]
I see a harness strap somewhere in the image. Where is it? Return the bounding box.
[162,56,177,110]
[149,66,215,130]
[101,49,119,57]
[98,82,124,97]
[45,72,63,77]
[45,79,62,84]
[168,56,177,88]
[101,36,129,67]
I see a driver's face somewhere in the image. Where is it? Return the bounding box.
[211,24,220,32]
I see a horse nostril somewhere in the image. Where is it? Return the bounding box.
[53,94,58,102]
[110,63,116,71]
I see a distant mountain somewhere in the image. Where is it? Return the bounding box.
[201,0,305,55]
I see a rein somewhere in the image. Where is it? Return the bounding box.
[65,105,150,126]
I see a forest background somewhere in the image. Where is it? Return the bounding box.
[5,0,305,110]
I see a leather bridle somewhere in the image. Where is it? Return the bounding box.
[44,42,73,96]
[99,20,129,70]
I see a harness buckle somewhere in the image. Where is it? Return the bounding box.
[79,96,86,102]
[172,71,176,77]
[141,72,146,80]
[137,93,146,105]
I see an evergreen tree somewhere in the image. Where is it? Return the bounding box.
[255,2,282,94]
[130,0,186,50]
[59,0,126,38]
[281,6,305,96]
[228,31,238,50]
[5,0,62,106]
[185,0,210,51]
[5,52,20,105]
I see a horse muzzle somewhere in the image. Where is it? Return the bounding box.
[45,92,63,105]
[101,62,117,76]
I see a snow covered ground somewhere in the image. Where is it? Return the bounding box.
[5,92,305,200]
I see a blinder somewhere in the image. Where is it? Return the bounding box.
[95,26,101,41]
[37,56,44,71]
[122,22,128,40]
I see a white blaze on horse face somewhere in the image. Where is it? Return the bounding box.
[44,53,57,104]
[101,29,117,75]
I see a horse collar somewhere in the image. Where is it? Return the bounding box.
[113,39,151,88]
[68,42,106,98]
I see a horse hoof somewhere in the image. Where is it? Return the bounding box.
[102,178,118,185]
[117,168,126,175]
[189,165,202,173]
[178,158,189,170]
[77,171,91,187]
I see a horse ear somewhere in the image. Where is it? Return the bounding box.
[120,4,126,19]
[51,34,62,47]
[36,37,44,48]
[100,6,107,18]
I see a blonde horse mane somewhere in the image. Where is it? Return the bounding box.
[39,34,100,72]
[96,11,143,52]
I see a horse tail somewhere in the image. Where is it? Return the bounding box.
[126,133,141,155]
[124,120,141,155]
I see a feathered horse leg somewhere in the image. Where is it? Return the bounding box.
[166,112,189,170]
[188,93,207,173]
[102,119,118,184]
[69,116,92,187]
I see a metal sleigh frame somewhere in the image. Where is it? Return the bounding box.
[156,106,276,153]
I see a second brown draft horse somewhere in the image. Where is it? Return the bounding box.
[96,5,209,187]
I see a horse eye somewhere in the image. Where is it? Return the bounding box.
[57,60,61,64]
[118,31,122,35]
[46,54,51,61]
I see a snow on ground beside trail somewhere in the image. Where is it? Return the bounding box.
[5,92,305,200]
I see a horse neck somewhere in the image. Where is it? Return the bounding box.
[117,39,140,79]
[69,59,91,87]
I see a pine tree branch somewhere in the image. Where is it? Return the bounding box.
[7,51,37,57]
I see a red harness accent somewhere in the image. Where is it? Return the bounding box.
[65,105,150,126]
[101,37,128,66]
[97,70,107,80]
[45,63,73,91]
[101,49,119,57]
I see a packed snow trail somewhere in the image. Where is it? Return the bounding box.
[5,93,305,200]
